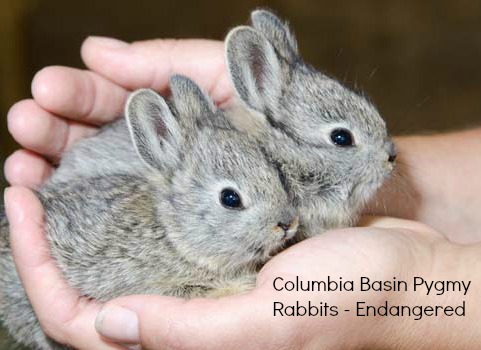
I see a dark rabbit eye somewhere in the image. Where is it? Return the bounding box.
[220,189,243,209]
[330,128,354,147]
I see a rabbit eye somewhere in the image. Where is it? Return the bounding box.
[330,128,354,147]
[220,189,243,209]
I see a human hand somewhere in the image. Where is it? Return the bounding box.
[5,37,232,189]
[6,186,479,350]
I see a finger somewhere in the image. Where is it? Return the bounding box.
[7,99,98,158]
[5,187,125,350]
[32,66,129,125]
[96,293,292,350]
[359,216,445,240]
[81,37,235,107]
[4,150,53,188]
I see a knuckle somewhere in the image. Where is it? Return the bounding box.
[161,319,197,350]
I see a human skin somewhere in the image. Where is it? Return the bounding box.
[368,130,481,244]
[4,37,481,349]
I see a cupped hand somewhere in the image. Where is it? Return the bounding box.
[6,186,474,350]
[5,37,233,189]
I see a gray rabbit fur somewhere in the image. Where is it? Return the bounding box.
[224,9,396,237]
[0,76,299,349]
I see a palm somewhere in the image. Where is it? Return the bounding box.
[259,219,440,299]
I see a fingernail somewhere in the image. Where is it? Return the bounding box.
[95,305,140,344]
[4,188,25,224]
[88,36,128,49]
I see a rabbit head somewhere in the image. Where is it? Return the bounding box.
[225,9,396,236]
[126,75,299,273]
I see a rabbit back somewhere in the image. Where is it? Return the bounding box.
[49,119,144,184]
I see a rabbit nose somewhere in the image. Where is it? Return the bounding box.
[387,142,397,163]
[277,216,299,232]
[278,222,290,231]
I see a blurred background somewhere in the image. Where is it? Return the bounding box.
[0,0,480,347]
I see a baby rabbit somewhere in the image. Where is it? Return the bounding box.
[225,9,396,237]
[0,75,299,350]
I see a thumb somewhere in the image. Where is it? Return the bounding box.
[6,186,124,349]
[95,292,290,350]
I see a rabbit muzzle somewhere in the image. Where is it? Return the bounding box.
[274,215,299,240]
[387,141,397,163]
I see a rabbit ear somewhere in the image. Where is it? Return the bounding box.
[226,26,284,117]
[126,89,182,172]
[250,9,299,62]
[169,74,217,131]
